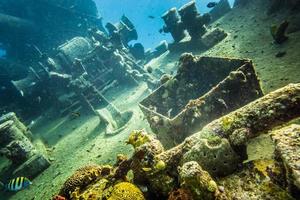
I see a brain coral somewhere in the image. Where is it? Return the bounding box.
[108,182,145,200]
[59,165,102,198]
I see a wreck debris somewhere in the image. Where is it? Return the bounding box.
[201,28,228,49]
[270,124,300,198]
[140,53,263,147]
[161,8,186,42]
[128,83,300,198]
[54,83,300,200]
[0,112,50,179]
[271,20,289,44]
[178,1,211,40]
[0,0,104,60]
[106,15,138,47]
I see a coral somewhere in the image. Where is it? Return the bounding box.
[107,182,145,200]
[160,74,172,85]
[114,154,132,181]
[59,165,103,198]
[181,138,241,177]
[126,130,151,149]
[218,162,294,200]
[70,178,109,200]
[178,161,224,200]
[168,188,193,200]
[253,159,276,177]
[155,160,166,171]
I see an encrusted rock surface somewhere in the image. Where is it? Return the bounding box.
[179,161,227,200]
[271,124,300,198]
[182,138,240,177]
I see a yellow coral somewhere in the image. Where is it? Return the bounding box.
[221,116,235,132]
[126,130,150,148]
[107,182,145,200]
[155,160,166,171]
[69,178,109,200]
[207,180,218,192]
[253,159,276,177]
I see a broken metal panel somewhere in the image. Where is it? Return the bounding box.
[140,55,263,147]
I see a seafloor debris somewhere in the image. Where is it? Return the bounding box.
[271,20,289,44]
[0,112,50,179]
[140,53,263,147]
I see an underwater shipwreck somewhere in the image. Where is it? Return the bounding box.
[0,0,300,199]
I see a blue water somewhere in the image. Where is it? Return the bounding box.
[96,0,235,49]
[0,49,6,58]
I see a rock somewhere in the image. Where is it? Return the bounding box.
[182,138,241,177]
[178,161,226,200]
[271,124,300,198]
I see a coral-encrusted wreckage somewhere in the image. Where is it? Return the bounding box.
[0,0,300,199]
[54,81,300,200]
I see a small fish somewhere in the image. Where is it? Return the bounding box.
[0,177,32,192]
[148,15,155,19]
[70,111,81,119]
[217,98,228,109]
[37,96,42,104]
[207,2,218,8]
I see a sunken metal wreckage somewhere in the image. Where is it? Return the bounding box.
[0,0,299,200]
